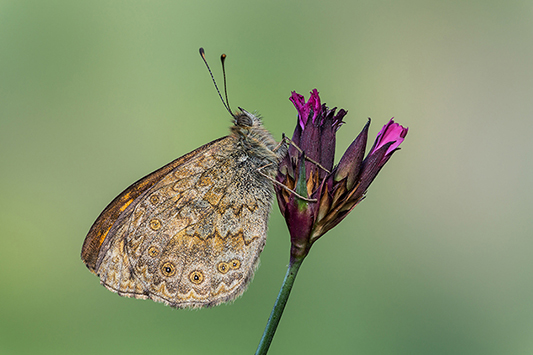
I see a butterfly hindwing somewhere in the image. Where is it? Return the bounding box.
[90,133,276,308]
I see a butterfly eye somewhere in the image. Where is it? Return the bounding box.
[161,262,176,277]
[148,246,160,257]
[217,262,229,274]
[230,259,241,270]
[189,270,204,284]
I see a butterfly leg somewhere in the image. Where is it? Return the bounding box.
[257,163,317,202]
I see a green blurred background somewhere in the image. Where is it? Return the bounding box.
[1,1,532,354]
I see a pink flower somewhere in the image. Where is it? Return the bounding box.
[371,118,409,158]
[276,90,408,259]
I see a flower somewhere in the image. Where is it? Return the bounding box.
[276,89,408,259]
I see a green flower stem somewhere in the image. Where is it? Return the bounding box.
[255,256,305,355]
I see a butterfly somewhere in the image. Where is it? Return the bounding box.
[82,108,286,308]
[81,49,285,308]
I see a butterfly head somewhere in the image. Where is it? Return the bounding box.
[231,108,279,158]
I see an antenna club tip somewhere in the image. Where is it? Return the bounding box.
[199,47,205,58]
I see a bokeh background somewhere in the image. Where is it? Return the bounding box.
[1,1,532,354]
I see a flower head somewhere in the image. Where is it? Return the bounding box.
[276,90,408,259]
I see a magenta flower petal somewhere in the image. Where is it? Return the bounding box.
[290,89,322,129]
[309,89,321,124]
[289,92,307,129]
[371,118,409,157]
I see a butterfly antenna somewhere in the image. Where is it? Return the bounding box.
[220,53,233,115]
[199,48,234,118]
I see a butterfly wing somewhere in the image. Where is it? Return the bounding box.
[83,135,275,308]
